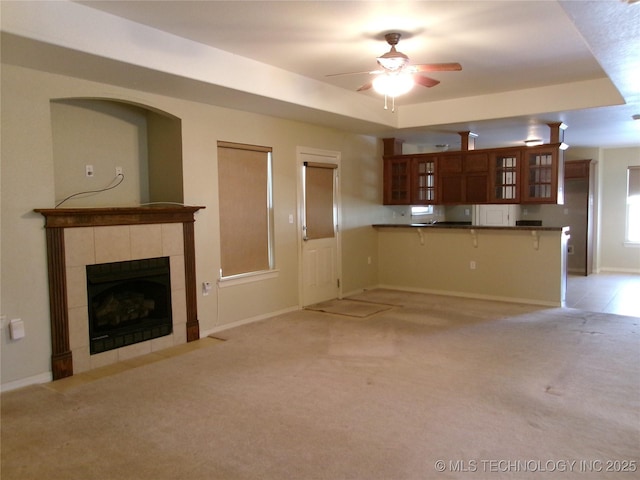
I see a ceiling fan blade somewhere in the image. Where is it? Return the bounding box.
[414,75,441,88]
[326,70,383,77]
[412,63,462,72]
[357,82,373,92]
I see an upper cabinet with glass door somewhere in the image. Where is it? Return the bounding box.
[383,156,411,204]
[489,150,520,203]
[521,144,564,204]
[411,157,437,205]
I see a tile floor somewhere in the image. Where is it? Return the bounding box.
[566,272,640,317]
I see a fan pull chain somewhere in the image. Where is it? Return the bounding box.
[383,95,398,112]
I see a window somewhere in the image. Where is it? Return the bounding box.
[626,166,640,244]
[411,206,434,216]
[217,141,274,278]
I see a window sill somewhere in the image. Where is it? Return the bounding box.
[218,269,279,288]
[624,241,640,248]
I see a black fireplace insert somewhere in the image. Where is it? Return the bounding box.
[86,257,173,354]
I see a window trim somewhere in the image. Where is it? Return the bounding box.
[217,269,280,288]
[625,166,640,246]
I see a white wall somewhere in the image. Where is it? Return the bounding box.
[0,64,384,388]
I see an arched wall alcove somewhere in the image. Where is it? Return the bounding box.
[50,98,184,207]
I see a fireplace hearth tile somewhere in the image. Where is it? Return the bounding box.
[131,224,163,259]
[84,361,130,380]
[90,348,118,370]
[72,346,91,374]
[170,255,186,291]
[171,289,187,326]
[64,227,95,267]
[122,352,165,368]
[172,322,187,345]
[66,266,88,309]
[151,333,175,353]
[68,306,89,350]
[162,223,184,256]
[95,226,132,264]
[118,340,152,362]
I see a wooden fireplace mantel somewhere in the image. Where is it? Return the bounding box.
[35,205,205,380]
[34,205,204,228]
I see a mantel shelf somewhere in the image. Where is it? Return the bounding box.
[34,206,205,228]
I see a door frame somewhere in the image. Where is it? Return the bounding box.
[296,146,342,307]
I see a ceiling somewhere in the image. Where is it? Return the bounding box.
[2,0,639,150]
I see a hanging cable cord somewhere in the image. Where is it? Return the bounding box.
[55,173,125,208]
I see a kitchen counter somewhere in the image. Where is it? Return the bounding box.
[373,223,567,232]
[373,224,570,306]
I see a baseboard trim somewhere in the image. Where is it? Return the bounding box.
[598,267,640,274]
[341,287,377,299]
[1,372,53,393]
[201,305,301,337]
[375,284,561,307]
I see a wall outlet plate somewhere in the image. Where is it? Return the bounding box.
[9,318,25,340]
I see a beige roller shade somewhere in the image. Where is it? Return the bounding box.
[305,162,336,240]
[218,142,272,277]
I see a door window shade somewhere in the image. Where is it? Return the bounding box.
[304,163,336,240]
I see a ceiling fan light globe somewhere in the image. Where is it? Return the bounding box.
[372,73,414,97]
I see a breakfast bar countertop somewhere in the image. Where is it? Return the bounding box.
[372,223,569,232]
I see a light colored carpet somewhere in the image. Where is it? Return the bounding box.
[305,298,393,318]
[2,289,639,479]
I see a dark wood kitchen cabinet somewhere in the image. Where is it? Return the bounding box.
[438,154,463,204]
[438,152,488,204]
[383,155,438,205]
[382,141,564,206]
[489,150,521,203]
[411,157,437,204]
[383,156,411,204]
[521,144,564,204]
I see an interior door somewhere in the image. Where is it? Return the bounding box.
[300,150,340,306]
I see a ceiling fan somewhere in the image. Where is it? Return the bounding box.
[328,32,461,109]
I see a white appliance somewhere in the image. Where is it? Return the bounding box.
[473,204,519,226]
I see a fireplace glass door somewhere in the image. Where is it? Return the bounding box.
[86,257,172,354]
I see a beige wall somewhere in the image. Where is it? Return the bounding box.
[599,147,640,272]
[377,227,566,305]
[0,64,384,387]
[51,99,150,207]
[147,110,184,204]
[2,61,637,389]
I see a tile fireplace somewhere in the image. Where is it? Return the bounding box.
[35,206,204,380]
